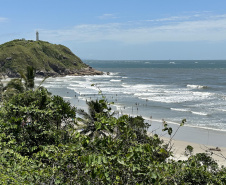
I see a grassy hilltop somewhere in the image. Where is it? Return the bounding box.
[0,39,102,77]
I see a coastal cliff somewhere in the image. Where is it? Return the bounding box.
[0,39,103,78]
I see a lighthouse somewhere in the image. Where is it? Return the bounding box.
[36,31,39,41]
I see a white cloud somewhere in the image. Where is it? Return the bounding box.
[146,15,191,22]
[40,13,226,44]
[0,17,8,23]
[98,13,118,20]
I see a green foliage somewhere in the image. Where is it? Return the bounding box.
[0,80,2,102]
[185,145,194,156]
[165,153,225,185]
[0,87,76,156]
[2,79,25,101]
[2,66,43,101]
[77,97,115,138]
[19,66,36,90]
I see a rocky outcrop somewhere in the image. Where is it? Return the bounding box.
[4,67,103,78]
[35,67,103,78]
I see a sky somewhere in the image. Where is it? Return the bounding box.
[1,0,226,60]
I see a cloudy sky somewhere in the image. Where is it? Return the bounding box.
[1,0,226,60]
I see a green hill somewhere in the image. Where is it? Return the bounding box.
[0,39,102,77]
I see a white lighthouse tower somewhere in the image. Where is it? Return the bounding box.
[36,31,39,41]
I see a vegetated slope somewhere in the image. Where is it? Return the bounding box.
[0,39,102,77]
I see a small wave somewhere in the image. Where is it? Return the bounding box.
[104,72,119,76]
[214,108,226,112]
[114,104,126,111]
[191,111,208,116]
[110,79,122,82]
[42,84,62,88]
[170,108,190,112]
[192,91,213,97]
[187,84,208,89]
[169,62,175,64]
[63,97,73,99]
[121,83,131,87]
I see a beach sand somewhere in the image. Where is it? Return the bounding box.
[147,120,226,167]
[162,137,226,167]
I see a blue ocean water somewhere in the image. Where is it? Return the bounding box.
[40,60,226,131]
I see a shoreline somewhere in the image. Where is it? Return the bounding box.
[147,119,226,166]
[39,76,226,148]
[160,136,226,167]
[147,119,226,147]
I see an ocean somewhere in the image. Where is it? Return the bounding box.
[38,60,226,133]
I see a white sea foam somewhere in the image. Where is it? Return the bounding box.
[42,84,63,88]
[125,83,215,103]
[114,104,126,111]
[192,91,213,98]
[191,111,208,116]
[170,108,190,112]
[187,84,208,89]
[110,79,122,82]
[213,108,226,112]
[63,97,73,99]
[100,72,119,77]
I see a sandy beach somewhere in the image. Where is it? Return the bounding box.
[162,137,226,167]
[147,120,226,166]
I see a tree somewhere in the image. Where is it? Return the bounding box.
[2,66,36,101]
[2,78,25,100]
[77,99,114,138]
[19,66,35,90]
[0,87,76,156]
[0,77,4,102]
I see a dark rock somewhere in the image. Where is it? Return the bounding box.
[0,61,5,67]
[36,71,45,76]
[6,70,19,78]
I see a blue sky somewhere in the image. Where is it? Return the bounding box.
[1,0,226,60]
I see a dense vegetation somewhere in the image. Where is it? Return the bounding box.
[0,39,88,77]
[0,69,226,184]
